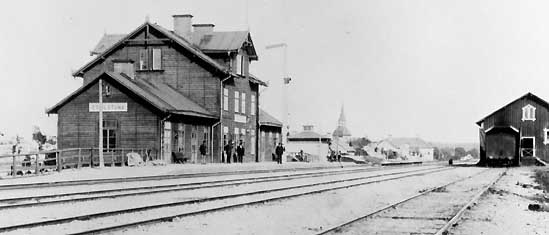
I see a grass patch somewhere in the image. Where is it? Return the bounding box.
[534,169,549,193]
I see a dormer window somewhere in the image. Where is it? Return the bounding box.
[235,54,243,75]
[522,104,536,121]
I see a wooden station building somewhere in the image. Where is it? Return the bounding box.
[476,92,549,166]
[47,15,271,163]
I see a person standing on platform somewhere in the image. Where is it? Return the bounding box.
[224,140,233,164]
[232,140,238,163]
[275,142,285,164]
[222,140,227,163]
[199,140,207,164]
[236,140,245,163]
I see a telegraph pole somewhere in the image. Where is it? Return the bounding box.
[98,79,104,167]
[265,43,290,146]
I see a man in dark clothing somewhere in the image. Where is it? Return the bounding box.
[236,140,245,163]
[275,142,285,164]
[224,141,233,164]
[199,140,207,164]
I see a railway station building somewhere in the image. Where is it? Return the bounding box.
[476,92,549,166]
[46,15,270,164]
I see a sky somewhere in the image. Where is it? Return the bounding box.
[1,0,549,143]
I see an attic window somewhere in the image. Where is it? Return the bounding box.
[522,104,536,121]
[139,48,162,71]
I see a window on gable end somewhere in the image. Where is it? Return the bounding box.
[522,104,536,121]
[139,49,149,70]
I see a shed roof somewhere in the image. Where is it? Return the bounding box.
[47,72,215,118]
[476,92,549,126]
[259,109,282,127]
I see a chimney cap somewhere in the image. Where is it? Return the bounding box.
[173,14,193,18]
[192,23,215,27]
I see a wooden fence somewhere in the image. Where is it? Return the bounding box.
[0,148,159,177]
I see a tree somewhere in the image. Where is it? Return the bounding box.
[454,147,467,158]
[32,126,47,151]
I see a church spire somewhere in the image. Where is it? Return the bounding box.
[338,104,346,127]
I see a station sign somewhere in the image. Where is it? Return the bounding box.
[89,103,128,112]
[234,114,247,123]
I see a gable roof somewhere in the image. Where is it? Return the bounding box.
[288,131,331,141]
[74,22,229,77]
[91,31,255,57]
[91,34,126,55]
[476,92,549,126]
[259,109,282,127]
[47,72,215,118]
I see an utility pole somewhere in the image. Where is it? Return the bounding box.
[265,43,290,147]
[98,79,104,167]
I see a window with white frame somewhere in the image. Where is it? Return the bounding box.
[139,48,162,70]
[234,91,240,113]
[544,128,549,145]
[223,126,229,143]
[234,127,240,140]
[223,88,229,111]
[251,94,256,115]
[241,93,246,114]
[522,104,536,121]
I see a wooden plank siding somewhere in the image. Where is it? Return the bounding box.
[62,23,265,164]
[57,80,160,157]
[480,95,549,162]
[221,75,259,162]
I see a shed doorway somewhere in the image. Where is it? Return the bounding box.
[520,137,535,157]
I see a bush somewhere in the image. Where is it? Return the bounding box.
[534,169,549,192]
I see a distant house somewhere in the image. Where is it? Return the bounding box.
[476,92,549,166]
[370,137,434,161]
[258,109,282,162]
[287,125,331,162]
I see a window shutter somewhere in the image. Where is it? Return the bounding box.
[152,49,162,70]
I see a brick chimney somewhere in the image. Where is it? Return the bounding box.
[193,24,215,35]
[173,14,193,41]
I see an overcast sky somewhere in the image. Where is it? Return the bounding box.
[2,0,549,143]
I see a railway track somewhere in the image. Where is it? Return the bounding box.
[0,166,454,234]
[0,165,435,210]
[0,165,369,190]
[315,168,506,235]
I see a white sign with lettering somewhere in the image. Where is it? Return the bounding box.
[234,114,247,123]
[89,103,128,112]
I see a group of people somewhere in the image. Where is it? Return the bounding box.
[222,140,246,163]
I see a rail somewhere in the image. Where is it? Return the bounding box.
[0,148,159,177]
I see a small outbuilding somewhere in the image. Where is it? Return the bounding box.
[476,92,549,166]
